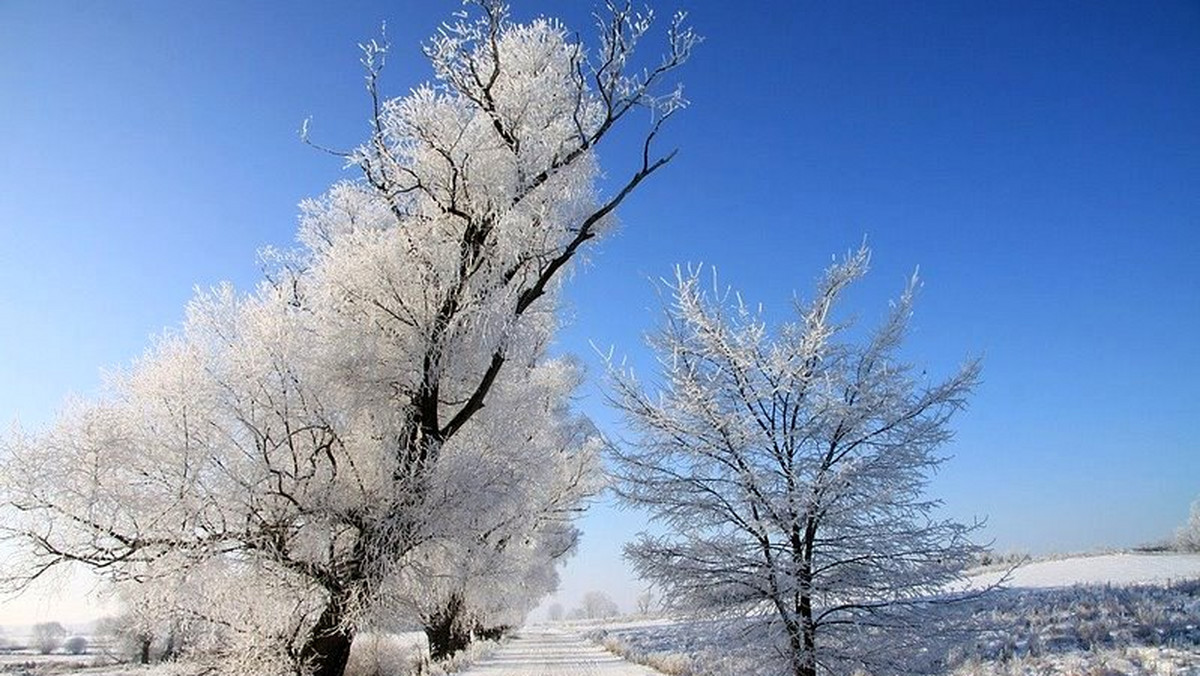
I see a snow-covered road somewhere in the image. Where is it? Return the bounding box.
[459,627,662,676]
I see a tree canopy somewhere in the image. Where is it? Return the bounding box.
[609,247,984,676]
[0,3,696,675]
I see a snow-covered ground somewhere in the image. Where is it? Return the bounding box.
[588,553,1200,676]
[9,554,1197,675]
[0,653,141,676]
[972,552,1200,589]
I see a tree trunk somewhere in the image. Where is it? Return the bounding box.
[795,592,817,676]
[424,592,471,661]
[299,595,354,676]
[139,636,152,665]
[160,630,176,662]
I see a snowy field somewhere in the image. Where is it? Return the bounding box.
[0,653,109,672]
[970,552,1200,589]
[5,554,1198,675]
[586,553,1200,676]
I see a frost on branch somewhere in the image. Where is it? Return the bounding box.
[608,246,986,676]
[0,3,690,675]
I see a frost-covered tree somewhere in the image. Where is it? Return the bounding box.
[579,590,620,619]
[635,588,658,615]
[608,247,984,676]
[1177,498,1200,552]
[381,358,603,657]
[32,622,66,654]
[0,3,694,675]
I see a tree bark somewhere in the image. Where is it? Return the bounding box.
[795,591,817,676]
[299,594,354,676]
[424,592,472,661]
[139,636,152,665]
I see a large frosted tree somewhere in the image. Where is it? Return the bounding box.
[609,247,984,676]
[0,3,695,675]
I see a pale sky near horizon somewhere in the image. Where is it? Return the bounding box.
[1,1,1198,626]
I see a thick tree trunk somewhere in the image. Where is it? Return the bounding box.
[300,595,354,676]
[783,618,817,676]
[424,592,472,661]
[424,621,472,661]
[795,592,817,676]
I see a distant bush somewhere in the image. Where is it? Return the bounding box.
[64,636,89,655]
[973,549,1030,569]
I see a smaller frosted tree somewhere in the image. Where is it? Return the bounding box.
[33,622,66,654]
[1177,498,1200,552]
[635,588,658,615]
[579,591,619,619]
[608,247,984,676]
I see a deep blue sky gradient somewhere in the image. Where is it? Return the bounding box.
[2,1,1198,617]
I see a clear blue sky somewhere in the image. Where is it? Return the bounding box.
[2,1,1198,620]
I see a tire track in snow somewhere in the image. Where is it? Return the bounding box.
[460,627,663,676]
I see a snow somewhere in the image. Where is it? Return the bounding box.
[12,555,1197,675]
[586,554,1200,676]
[972,552,1200,589]
[457,627,663,676]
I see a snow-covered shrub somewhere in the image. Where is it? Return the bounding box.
[596,632,695,676]
[64,636,89,655]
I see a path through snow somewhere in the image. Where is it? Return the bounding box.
[459,626,661,676]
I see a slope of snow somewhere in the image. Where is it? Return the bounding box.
[973,552,1200,589]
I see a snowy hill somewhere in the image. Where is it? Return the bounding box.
[972,552,1200,589]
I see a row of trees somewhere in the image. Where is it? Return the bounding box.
[3,2,990,675]
[0,2,696,676]
[0,622,85,655]
[545,590,622,622]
